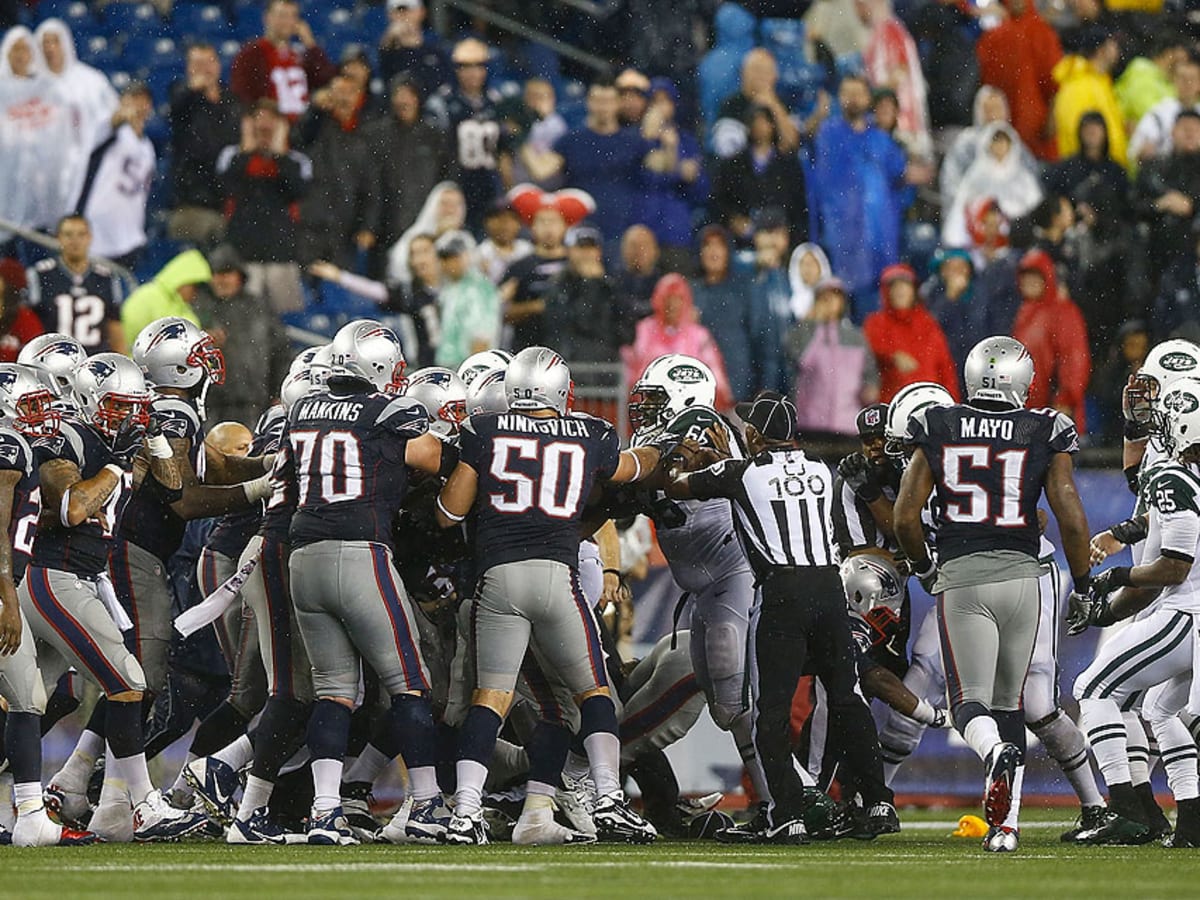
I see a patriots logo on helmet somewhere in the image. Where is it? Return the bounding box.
[145,321,191,351]
[413,370,453,387]
[667,364,705,384]
[85,359,117,381]
[0,370,16,389]
[1159,352,1197,372]
[36,341,82,360]
[362,326,401,348]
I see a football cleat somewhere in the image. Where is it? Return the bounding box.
[677,792,723,819]
[555,776,597,836]
[88,800,134,843]
[183,756,240,825]
[715,801,769,844]
[0,823,11,845]
[340,783,380,843]
[306,807,360,846]
[227,809,306,845]
[1136,782,1174,840]
[864,802,901,836]
[442,812,489,846]
[512,813,596,846]
[983,743,1020,827]
[593,792,657,844]
[379,796,413,845]
[44,782,91,828]
[12,807,98,846]
[1067,805,1151,845]
[763,817,810,845]
[983,825,1019,853]
[133,790,210,842]
[404,796,453,844]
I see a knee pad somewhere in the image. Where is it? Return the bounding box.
[120,654,147,693]
[710,701,745,732]
[704,622,746,683]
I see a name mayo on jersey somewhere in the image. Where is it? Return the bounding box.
[494,415,593,438]
[957,417,1015,440]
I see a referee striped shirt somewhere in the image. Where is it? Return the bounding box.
[686,447,836,574]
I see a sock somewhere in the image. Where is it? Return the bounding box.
[1029,711,1104,807]
[458,706,502,766]
[5,712,42,785]
[1124,711,1152,785]
[563,751,590,782]
[85,697,107,738]
[189,701,250,758]
[112,752,153,805]
[453,759,489,817]
[1152,717,1200,802]
[962,716,1003,764]
[236,774,275,822]
[55,728,103,793]
[730,712,772,803]
[13,781,42,816]
[344,743,390,786]
[389,694,437,782]
[105,699,143,761]
[994,710,1026,759]
[1001,765,1025,830]
[436,722,458,793]
[526,721,571,789]
[580,695,621,797]
[250,698,309,782]
[408,766,439,803]
[1080,698,1132,788]
[213,733,255,771]
[307,700,352,763]
[311,758,344,814]
[97,747,130,807]
[520,780,556,821]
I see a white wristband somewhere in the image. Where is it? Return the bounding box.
[629,451,643,482]
[146,434,173,459]
[242,474,274,503]
[102,463,125,479]
[911,698,938,726]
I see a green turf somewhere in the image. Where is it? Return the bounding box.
[6,809,1200,900]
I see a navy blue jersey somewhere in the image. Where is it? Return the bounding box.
[208,405,285,558]
[425,86,512,173]
[0,427,38,583]
[118,395,205,562]
[911,403,1079,564]
[30,418,131,576]
[26,258,124,352]
[460,411,621,571]
[286,388,429,550]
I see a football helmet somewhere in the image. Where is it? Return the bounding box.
[406,367,468,440]
[884,382,955,457]
[0,363,61,437]
[629,354,717,436]
[328,320,407,393]
[279,368,319,412]
[840,555,905,647]
[17,332,86,398]
[466,367,508,416]
[133,317,226,389]
[457,349,513,388]
[963,335,1034,409]
[73,353,152,439]
[1127,339,1200,433]
[1161,378,1200,458]
[505,346,572,414]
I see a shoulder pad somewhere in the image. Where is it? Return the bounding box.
[1149,465,1200,515]
[663,406,742,455]
[375,396,430,437]
[152,396,202,440]
[33,258,56,272]
[91,262,113,277]
[254,404,287,437]
[0,427,32,476]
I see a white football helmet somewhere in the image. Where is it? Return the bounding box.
[17,332,86,398]
[884,381,955,457]
[73,353,153,439]
[1161,377,1200,458]
[406,367,468,440]
[466,367,508,416]
[328,320,407,393]
[963,335,1034,409]
[279,367,320,412]
[505,346,572,414]
[840,554,905,645]
[132,317,226,390]
[458,349,513,388]
[629,354,717,436]
[0,363,61,437]
[1128,339,1200,434]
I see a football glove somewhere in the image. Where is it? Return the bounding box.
[1066,590,1117,636]
[109,412,147,469]
[837,452,883,503]
[911,556,938,594]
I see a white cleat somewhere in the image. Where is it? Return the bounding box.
[983,825,1019,853]
[88,800,135,843]
[512,812,596,846]
[556,775,597,836]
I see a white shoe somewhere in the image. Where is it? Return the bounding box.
[593,791,657,844]
[379,796,414,845]
[512,810,596,846]
[556,775,597,836]
[89,800,134,843]
[133,789,210,842]
[44,782,91,827]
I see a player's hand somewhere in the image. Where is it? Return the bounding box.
[1089,530,1121,566]
[600,569,622,611]
[837,452,882,502]
[109,412,147,469]
[931,707,951,729]
[911,556,937,594]
[0,599,21,656]
[1065,590,1093,635]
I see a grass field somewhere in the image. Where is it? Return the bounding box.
[5,809,1200,900]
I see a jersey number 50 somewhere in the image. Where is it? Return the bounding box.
[489,437,585,519]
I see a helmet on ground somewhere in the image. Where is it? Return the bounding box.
[132,317,225,389]
[963,335,1033,409]
[17,332,86,398]
[884,382,954,457]
[0,363,61,437]
[629,354,717,435]
[73,353,152,439]
[406,367,468,440]
[328,319,407,393]
[505,346,572,414]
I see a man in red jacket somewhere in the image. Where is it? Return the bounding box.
[976,0,1063,160]
[863,263,961,403]
[230,0,336,119]
[1011,249,1091,430]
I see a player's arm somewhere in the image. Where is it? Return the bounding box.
[667,456,745,501]
[205,447,276,485]
[0,470,22,655]
[893,448,936,574]
[860,665,944,726]
[405,432,458,477]
[167,437,272,518]
[39,458,121,528]
[1043,451,1092,592]
[435,460,477,528]
[594,519,623,611]
[610,446,662,484]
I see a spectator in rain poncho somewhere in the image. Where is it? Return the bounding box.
[942,122,1043,248]
[0,27,74,236]
[857,0,932,159]
[940,87,1036,210]
[697,3,757,129]
[35,18,119,218]
[386,181,474,287]
[787,242,832,322]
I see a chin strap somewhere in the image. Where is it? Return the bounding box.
[197,379,211,423]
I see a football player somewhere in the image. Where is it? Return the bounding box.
[18,333,88,403]
[894,336,1093,853]
[436,346,663,844]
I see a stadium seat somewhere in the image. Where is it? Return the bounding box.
[359,4,388,36]
[35,0,79,22]
[60,2,99,38]
[233,5,264,41]
[79,35,119,71]
[103,2,165,37]
[173,4,231,43]
[124,36,177,74]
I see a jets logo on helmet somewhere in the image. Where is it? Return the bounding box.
[1128,339,1200,436]
[458,349,513,388]
[1163,378,1200,458]
[0,362,60,438]
[1159,352,1197,373]
[884,381,954,457]
[630,354,717,436]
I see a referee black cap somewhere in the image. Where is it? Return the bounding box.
[855,403,888,439]
[736,391,797,442]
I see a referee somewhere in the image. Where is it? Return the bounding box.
[668,391,897,844]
